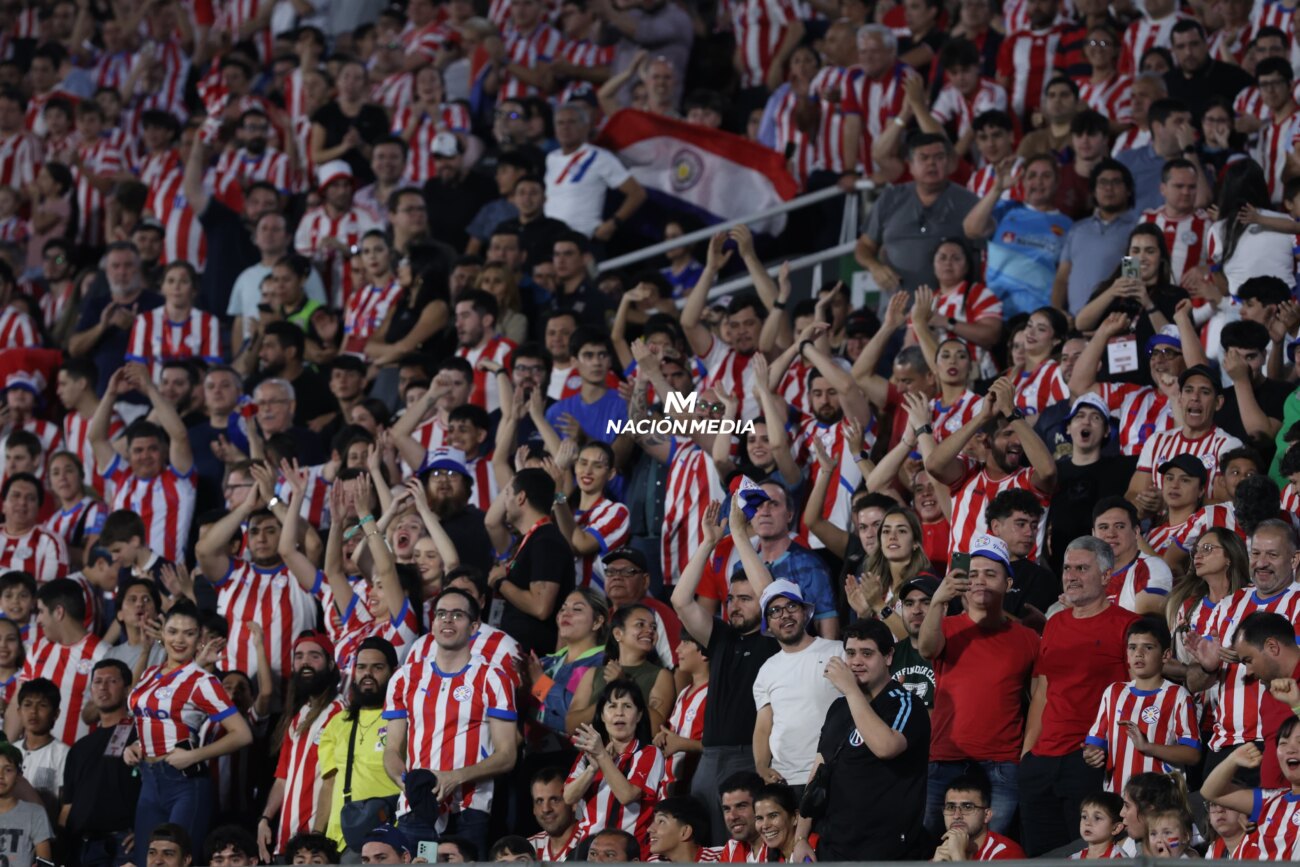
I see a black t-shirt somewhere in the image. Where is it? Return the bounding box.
[702,621,778,747]
[815,685,930,861]
[1216,377,1292,446]
[1049,454,1135,573]
[423,172,498,252]
[247,367,335,427]
[199,198,259,316]
[61,718,140,835]
[442,506,495,575]
[500,521,572,655]
[1005,558,1063,619]
[310,101,391,185]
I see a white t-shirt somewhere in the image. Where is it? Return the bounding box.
[1207,213,1298,296]
[15,737,68,801]
[226,262,328,319]
[543,145,631,237]
[752,636,844,782]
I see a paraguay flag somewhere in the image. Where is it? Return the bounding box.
[595,109,799,235]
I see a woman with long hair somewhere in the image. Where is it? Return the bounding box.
[910,291,983,440]
[564,679,665,858]
[908,239,1004,379]
[393,64,470,184]
[1166,528,1248,676]
[1120,772,1191,857]
[309,58,389,183]
[474,262,528,343]
[343,230,403,362]
[565,604,675,734]
[847,507,937,639]
[124,600,254,866]
[1207,159,1295,295]
[1076,224,1184,371]
[41,451,105,572]
[532,588,610,744]
[757,44,820,187]
[367,242,450,407]
[1010,306,1070,415]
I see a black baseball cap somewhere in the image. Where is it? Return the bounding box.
[1158,453,1209,485]
[1177,364,1221,395]
[899,576,939,600]
[602,546,648,571]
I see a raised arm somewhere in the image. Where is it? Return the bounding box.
[727,495,775,599]
[353,475,406,626]
[679,233,733,359]
[850,292,908,408]
[670,501,725,647]
[127,362,193,475]
[752,355,801,487]
[195,487,261,585]
[729,224,777,311]
[758,263,794,355]
[183,133,211,217]
[277,461,324,593]
[89,367,129,474]
[803,437,848,556]
[962,157,1019,240]
[1069,313,1130,397]
[626,341,673,464]
[405,477,460,573]
[925,378,1008,486]
[804,341,871,427]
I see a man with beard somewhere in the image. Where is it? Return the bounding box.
[888,577,937,708]
[1020,536,1137,855]
[752,579,843,793]
[421,133,496,252]
[246,323,332,429]
[229,215,327,350]
[931,775,1025,860]
[485,468,571,656]
[211,109,295,196]
[527,767,580,861]
[258,632,345,862]
[60,659,140,867]
[68,242,163,396]
[918,535,1038,838]
[156,361,205,430]
[673,499,779,844]
[924,376,1057,561]
[416,448,494,574]
[383,588,518,854]
[315,637,401,855]
[713,772,766,860]
[1187,521,1300,784]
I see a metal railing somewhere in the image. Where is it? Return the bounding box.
[597,180,874,279]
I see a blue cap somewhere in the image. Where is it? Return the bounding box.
[363,824,410,856]
[1145,325,1182,354]
[732,475,772,520]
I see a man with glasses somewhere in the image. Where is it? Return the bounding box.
[384,587,518,855]
[932,775,1025,860]
[601,547,681,664]
[1253,57,1300,206]
[752,580,843,796]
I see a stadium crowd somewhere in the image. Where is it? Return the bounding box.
[2,0,1300,863]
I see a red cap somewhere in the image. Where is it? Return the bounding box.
[293,630,335,660]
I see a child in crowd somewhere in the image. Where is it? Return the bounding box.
[13,678,66,817]
[1074,792,1126,859]
[1145,808,1196,859]
[0,570,36,648]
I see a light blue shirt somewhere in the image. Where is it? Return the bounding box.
[986,200,1072,318]
[1117,144,1166,213]
[1060,208,1140,314]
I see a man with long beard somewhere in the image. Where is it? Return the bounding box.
[420,448,495,574]
[314,637,401,856]
[257,632,345,862]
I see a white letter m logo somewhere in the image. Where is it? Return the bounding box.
[664,391,698,415]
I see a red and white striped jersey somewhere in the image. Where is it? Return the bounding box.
[371,72,415,117]
[137,148,181,189]
[407,625,522,689]
[1087,678,1200,793]
[1001,0,1075,34]
[1014,359,1067,416]
[699,337,759,420]
[809,66,858,175]
[0,306,38,349]
[0,526,67,584]
[660,681,707,797]
[1247,788,1300,860]
[1135,426,1243,492]
[710,840,770,862]
[1105,554,1172,612]
[1145,513,1197,555]
[1182,503,1246,549]
[214,559,319,684]
[947,460,1048,559]
[292,115,315,191]
[931,79,1009,139]
[129,660,236,756]
[91,51,133,92]
[575,497,631,590]
[103,459,197,563]
[777,358,813,418]
[1111,126,1150,157]
[457,335,516,414]
[732,0,802,88]
[500,24,563,100]
[146,169,206,271]
[1078,73,1134,124]
[967,164,1024,200]
[210,146,295,194]
[568,740,665,855]
[1120,14,1189,74]
[932,390,985,441]
[64,409,123,496]
[766,85,816,187]
[662,439,725,585]
[383,658,517,814]
[126,307,222,380]
[1094,382,1173,456]
[273,697,346,851]
[394,103,472,185]
[465,456,498,513]
[997,26,1070,119]
[0,216,28,245]
[530,828,581,862]
[842,63,914,172]
[0,418,62,476]
[312,571,368,647]
[794,417,869,550]
[1233,82,1300,124]
[25,90,79,138]
[1203,586,1300,749]
[974,831,1026,860]
[556,40,614,103]
[0,132,38,190]
[37,282,73,334]
[402,20,458,63]
[925,281,1003,377]
[1254,110,1300,206]
[334,598,421,677]
[214,0,273,62]
[42,499,105,560]
[343,280,405,357]
[22,633,105,745]
[1283,482,1300,515]
[1140,208,1209,285]
[74,136,124,248]
[293,206,382,308]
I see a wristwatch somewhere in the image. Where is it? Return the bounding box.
[914,423,934,437]
[553,492,568,506]
[267,496,281,510]
[1006,408,1026,422]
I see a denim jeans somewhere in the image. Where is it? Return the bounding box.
[79,831,132,867]
[134,762,212,867]
[924,760,1020,837]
